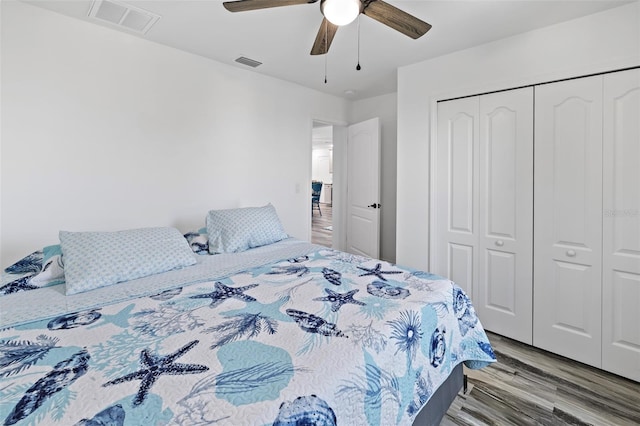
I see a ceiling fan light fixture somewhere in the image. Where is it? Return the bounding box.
[321,0,360,26]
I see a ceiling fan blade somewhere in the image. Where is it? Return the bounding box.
[310,18,339,55]
[362,0,431,39]
[223,0,317,13]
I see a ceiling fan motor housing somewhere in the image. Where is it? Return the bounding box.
[320,0,362,26]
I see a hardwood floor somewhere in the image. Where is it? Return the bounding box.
[311,203,332,248]
[443,332,640,425]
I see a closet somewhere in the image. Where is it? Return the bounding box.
[434,68,640,382]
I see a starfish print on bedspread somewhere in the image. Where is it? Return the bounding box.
[314,288,366,312]
[103,340,208,406]
[190,281,259,308]
[357,263,402,281]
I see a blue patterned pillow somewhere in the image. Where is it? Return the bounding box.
[206,204,288,254]
[60,227,197,295]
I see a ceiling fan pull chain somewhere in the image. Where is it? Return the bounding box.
[356,14,361,71]
[324,19,328,83]
[324,53,328,84]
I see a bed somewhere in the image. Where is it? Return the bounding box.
[0,206,495,426]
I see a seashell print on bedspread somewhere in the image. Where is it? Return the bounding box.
[0,247,495,426]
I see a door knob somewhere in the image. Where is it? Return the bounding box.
[566,250,576,257]
[367,203,381,208]
[495,240,504,247]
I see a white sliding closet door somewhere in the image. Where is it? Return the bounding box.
[477,88,533,344]
[602,68,640,382]
[435,97,479,298]
[534,76,603,367]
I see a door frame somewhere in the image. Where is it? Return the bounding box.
[310,119,347,251]
[310,117,382,256]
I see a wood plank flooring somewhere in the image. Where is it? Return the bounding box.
[443,332,640,425]
[311,203,332,248]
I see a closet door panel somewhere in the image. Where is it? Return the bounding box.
[436,97,479,297]
[449,244,474,294]
[603,68,640,381]
[534,76,603,367]
[477,87,533,344]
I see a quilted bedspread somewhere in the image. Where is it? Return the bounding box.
[0,243,495,426]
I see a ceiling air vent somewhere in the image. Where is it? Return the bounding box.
[88,0,160,34]
[235,57,263,68]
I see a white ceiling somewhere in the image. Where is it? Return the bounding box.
[24,0,632,100]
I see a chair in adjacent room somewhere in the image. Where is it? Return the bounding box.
[312,181,323,216]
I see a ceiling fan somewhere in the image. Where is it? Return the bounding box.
[222,0,432,55]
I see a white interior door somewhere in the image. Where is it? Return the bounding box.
[602,68,640,381]
[435,97,479,298]
[534,76,603,367]
[477,87,533,344]
[346,118,380,258]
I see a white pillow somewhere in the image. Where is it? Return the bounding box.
[60,227,196,295]
[30,244,65,287]
[183,228,209,255]
[206,204,288,254]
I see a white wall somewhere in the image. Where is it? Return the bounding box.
[0,0,350,267]
[396,2,640,271]
[350,92,397,263]
[311,147,332,185]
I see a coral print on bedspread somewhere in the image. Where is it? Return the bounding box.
[0,246,495,426]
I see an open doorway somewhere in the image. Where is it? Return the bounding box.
[311,122,333,247]
[309,118,380,257]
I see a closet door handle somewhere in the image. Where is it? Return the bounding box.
[495,240,504,247]
[566,250,576,257]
